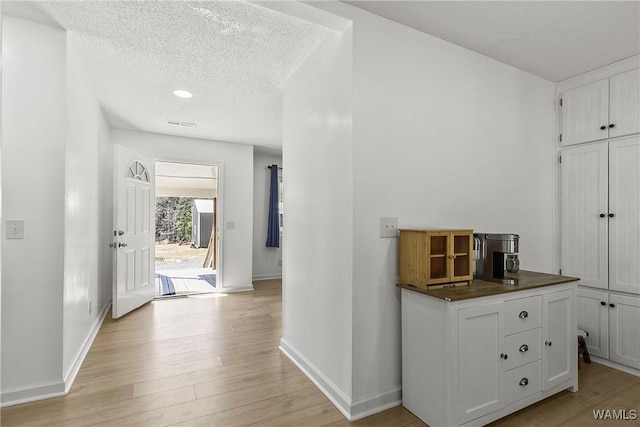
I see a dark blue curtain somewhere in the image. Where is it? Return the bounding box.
[266,165,280,248]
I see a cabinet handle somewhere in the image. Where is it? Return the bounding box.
[519,344,529,352]
[608,213,615,218]
[600,301,606,306]
[118,242,128,248]
[519,378,529,387]
[609,303,616,308]
[500,353,508,360]
[600,125,607,130]
[609,123,615,128]
[519,310,528,319]
[545,341,552,347]
[599,213,605,218]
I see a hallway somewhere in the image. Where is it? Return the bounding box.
[1,279,637,426]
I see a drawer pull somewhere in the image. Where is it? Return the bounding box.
[519,344,529,352]
[518,310,528,319]
[519,378,529,387]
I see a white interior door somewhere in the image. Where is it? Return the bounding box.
[113,145,155,318]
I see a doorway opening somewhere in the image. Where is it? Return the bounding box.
[154,161,219,298]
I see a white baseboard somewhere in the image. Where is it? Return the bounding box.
[252,275,282,281]
[64,302,111,391]
[279,338,401,421]
[220,284,254,293]
[590,356,640,377]
[1,302,111,408]
[350,387,402,421]
[279,338,352,420]
[1,380,66,407]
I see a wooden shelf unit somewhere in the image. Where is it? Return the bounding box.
[399,229,473,289]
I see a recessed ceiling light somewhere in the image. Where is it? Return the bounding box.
[173,89,193,99]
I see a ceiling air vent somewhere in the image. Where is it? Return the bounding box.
[167,120,197,128]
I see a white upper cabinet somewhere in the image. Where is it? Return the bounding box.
[560,142,608,289]
[560,136,640,295]
[608,137,640,294]
[561,79,609,146]
[560,69,640,146]
[609,69,640,139]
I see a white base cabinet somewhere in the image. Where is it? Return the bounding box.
[401,283,578,427]
[578,287,640,369]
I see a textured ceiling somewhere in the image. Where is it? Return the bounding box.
[344,1,640,82]
[4,0,332,152]
[4,1,639,153]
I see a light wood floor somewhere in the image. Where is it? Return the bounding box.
[2,279,638,426]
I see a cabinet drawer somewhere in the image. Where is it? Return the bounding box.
[505,296,541,335]
[504,328,541,371]
[505,360,541,406]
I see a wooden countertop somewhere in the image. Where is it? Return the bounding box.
[397,270,579,302]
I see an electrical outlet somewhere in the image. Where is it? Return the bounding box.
[6,219,24,239]
[380,217,398,238]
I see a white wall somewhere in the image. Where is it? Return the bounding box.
[281,26,354,414]
[252,153,282,280]
[63,44,111,383]
[111,129,254,290]
[284,1,556,418]
[1,16,66,400]
[344,5,556,404]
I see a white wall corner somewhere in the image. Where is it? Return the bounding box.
[279,338,353,420]
[63,302,111,392]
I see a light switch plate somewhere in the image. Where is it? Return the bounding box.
[380,217,398,238]
[6,219,25,239]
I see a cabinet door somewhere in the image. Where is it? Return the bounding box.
[458,303,504,423]
[609,137,640,294]
[542,290,575,391]
[451,231,472,282]
[609,69,640,139]
[609,294,640,369]
[560,143,608,289]
[577,288,609,358]
[561,79,609,146]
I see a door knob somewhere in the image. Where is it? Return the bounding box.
[600,301,606,306]
[118,242,128,248]
[519,344,529,352]
[608,213,615,218]
[599,213,605,218]
[519,310,528,319]
[609,123,615,128]
[545,341,552,347]
[500,353,508,360]
[519,378,529,387]
[609,303,616,308]
[600,125,606,130]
